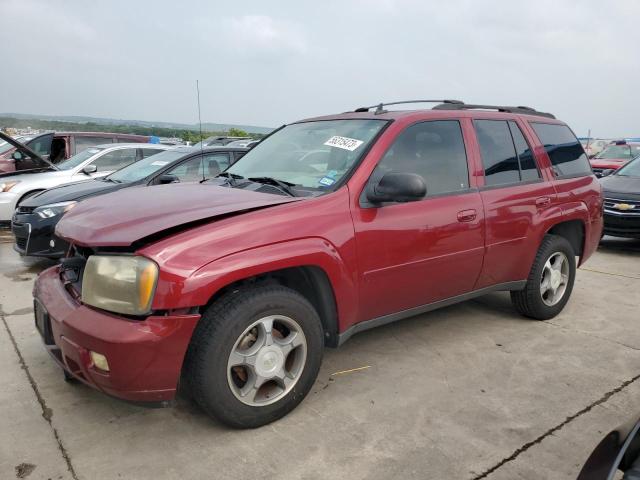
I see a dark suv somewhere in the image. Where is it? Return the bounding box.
[34,100,603,428]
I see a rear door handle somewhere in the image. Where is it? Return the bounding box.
[536,197,551,208]
[457,209,477,222]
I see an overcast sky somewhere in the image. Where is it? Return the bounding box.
[1,0,638,136]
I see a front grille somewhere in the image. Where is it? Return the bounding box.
[11,222,30,251]
[15,236,27,250]
[603,197,640,216]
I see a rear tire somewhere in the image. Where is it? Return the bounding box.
[184,284,324,429]
[511,234,576,320]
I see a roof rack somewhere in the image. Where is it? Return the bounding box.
[353,100,555,119]
[432,102,555,119]
[354,99,464,114]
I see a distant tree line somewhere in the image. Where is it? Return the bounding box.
[0,117,264,143]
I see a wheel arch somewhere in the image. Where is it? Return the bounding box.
[175,238,358,348]
[546,219,585,257]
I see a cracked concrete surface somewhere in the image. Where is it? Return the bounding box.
[0,230,639,479]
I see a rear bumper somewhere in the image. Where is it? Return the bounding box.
[34,267,201,403]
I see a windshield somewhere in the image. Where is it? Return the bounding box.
[107,150,186,183]
[595,145,638,160]
[616,156,640,177]
[226,119,387,192]
[57,147,104,170]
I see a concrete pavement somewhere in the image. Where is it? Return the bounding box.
[1,228,639,479]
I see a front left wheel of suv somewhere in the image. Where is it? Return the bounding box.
[184,284,324,429]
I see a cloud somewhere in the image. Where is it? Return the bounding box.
[222,15,308,56]
[1,0,639,136]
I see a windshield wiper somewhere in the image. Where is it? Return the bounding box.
[215,171,245,186]
[102,177,121,183]
[248,176,297,196]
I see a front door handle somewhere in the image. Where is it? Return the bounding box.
[536,197,551,208]
[457,209,477,222]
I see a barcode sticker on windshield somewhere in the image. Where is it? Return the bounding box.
[324,136,364,151]
[150,161,169,166]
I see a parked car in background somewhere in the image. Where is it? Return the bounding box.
[12,146,247,258]
[226,138,260,148]
[0,131,155,173]
[193,135,251,147]
[580,138,610,158]
[0,142,170,224]
[600,155,640,238]
[34,100,602,428]
[590,141,640,177]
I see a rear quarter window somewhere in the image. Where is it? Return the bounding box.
[530,123,592,177]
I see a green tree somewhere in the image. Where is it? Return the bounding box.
[228,127,248,137]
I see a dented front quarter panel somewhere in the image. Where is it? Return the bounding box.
[138,188,361,331]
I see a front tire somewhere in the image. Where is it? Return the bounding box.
[511,234,576,320]
[184,284,324,428]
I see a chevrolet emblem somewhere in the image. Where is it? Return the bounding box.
[613,203,635,211]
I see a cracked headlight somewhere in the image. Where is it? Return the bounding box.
[34,201,77,218]
[82,255,158,315]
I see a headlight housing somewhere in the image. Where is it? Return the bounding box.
[1,181,19,192]
[34,201,77,218]
[82,255,159,316]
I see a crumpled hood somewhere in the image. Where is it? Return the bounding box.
[56,183,300,247]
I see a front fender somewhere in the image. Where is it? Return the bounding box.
[151,237,359,333]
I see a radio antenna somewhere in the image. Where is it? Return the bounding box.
[196,80,206,182]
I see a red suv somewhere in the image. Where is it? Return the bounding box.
[34,100,603,428]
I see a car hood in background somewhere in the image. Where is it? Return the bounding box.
[0,169,71,184]
[56,183,301,247]
[600,175,640,198]
[21,179,122,207]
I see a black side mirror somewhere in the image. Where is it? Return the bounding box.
[158,174,179,184]
[601,169,615,177]
[366,172,426,205]
[82,164,98,175]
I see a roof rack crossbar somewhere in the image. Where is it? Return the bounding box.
[432,102,555,119]
[354,99,463,114]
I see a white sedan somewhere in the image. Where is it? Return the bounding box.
[0,143,171,222]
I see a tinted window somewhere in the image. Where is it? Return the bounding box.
[202,152,231,176]
[475,120,520,186]
[531,123,591,176]
[90,148,138,172]
[509,121,540,181]
[373,120,469,196]
[75,136,113,153]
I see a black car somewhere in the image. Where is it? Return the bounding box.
[12,146,248,258]
[600,156,640,238]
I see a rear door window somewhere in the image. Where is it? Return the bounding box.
[476,120,542,186]
[530,123,592,176]
[509,121,540,181]
[475,120,520,186]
